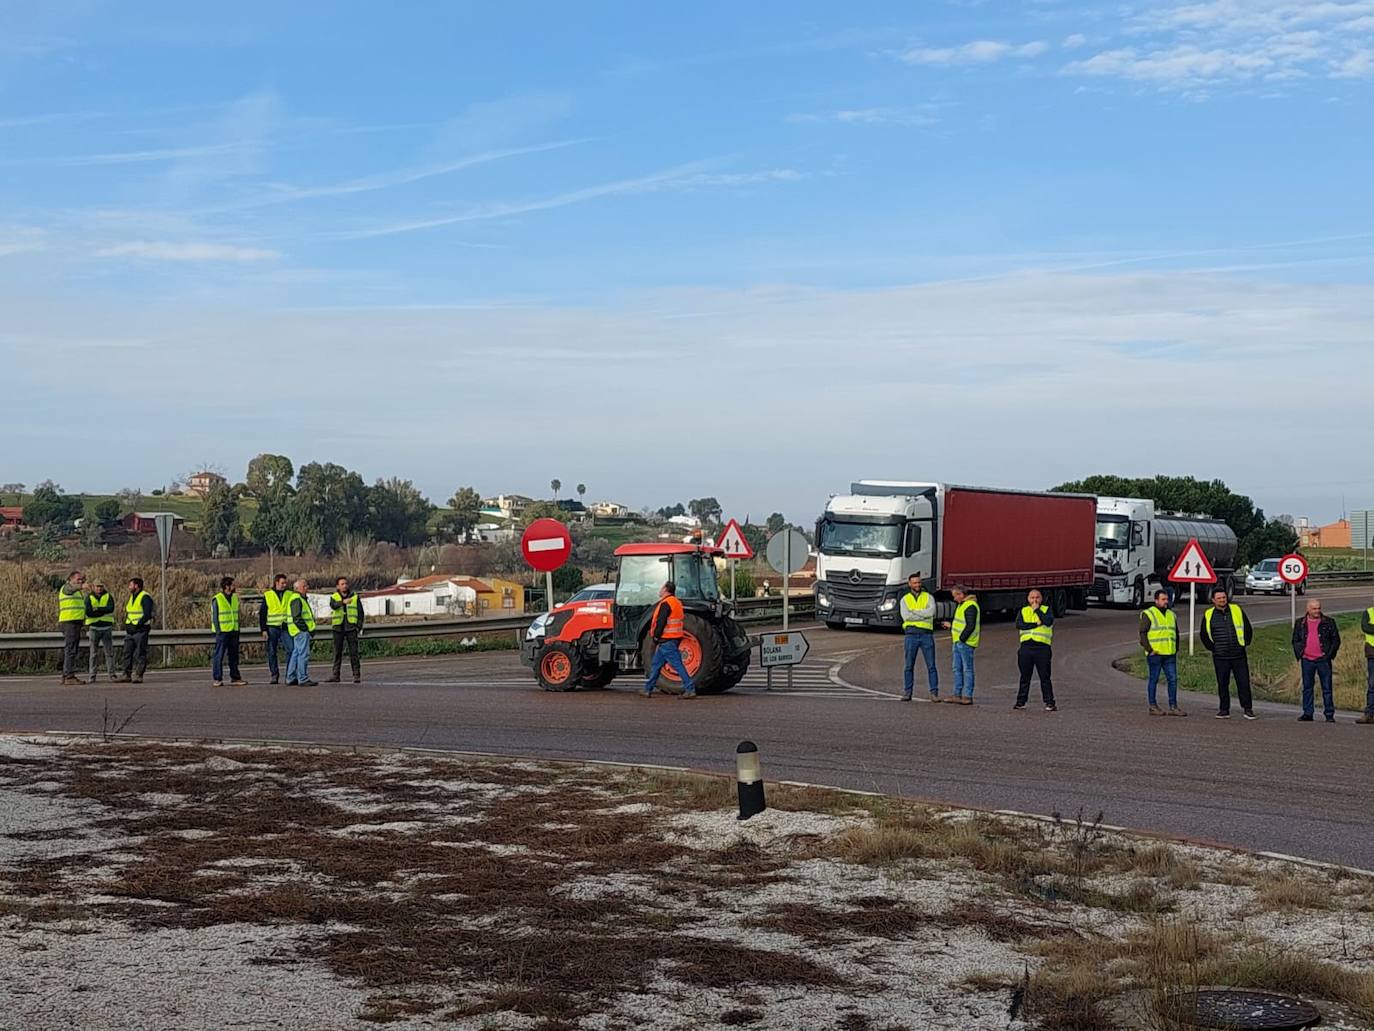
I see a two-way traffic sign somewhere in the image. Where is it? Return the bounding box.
[715,518,754,560]
[1167,539,1216,584]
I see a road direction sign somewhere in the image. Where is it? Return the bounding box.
[716,519,754,560]
[1167,539,1217,583]
[521,518,572,573]
[153,513,175,563]
[760,631,810,667]
[765,529,809,575]
[1279,553,1309,584]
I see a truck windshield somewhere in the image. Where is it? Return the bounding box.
[1097,517,1130,549]
[818,520,902,556]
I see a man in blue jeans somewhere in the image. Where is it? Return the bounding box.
[940,584,979,704]
[900,573,938,701]
[1291,598,1340,722]
[1139,589,1185,716]
[1359,605,1374,726]
[642,581,696,699]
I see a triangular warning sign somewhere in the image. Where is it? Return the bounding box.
[1167,538,1217,584]
[715,518,755,560]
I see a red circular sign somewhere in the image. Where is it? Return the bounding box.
[521,518,572,573]
[1278,553,1308,585]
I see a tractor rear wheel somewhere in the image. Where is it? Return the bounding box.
[536,642,581,692]
[640,614,727,695]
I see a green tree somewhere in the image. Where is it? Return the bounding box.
[245,453,295,497]
[573,535,615,577]
[766,512,786,534]
[522,500,567,524]
[92,498,121,527]
[438,486,483,542]
[657,502,686,519]
[688,497,722,528]
[0,482,25,501]
[249,484,295,557]
[368,477,434,547]
[23,481,83,528]
[550,478,562,500]
[740,522,768,556]
[551,564,584,595]
[576,483,586,502]
[200,482,243,552]
[291,462,369,553]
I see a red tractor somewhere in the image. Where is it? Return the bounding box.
[521,542,753,694]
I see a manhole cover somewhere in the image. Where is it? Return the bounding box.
[1172,988,1320,1029]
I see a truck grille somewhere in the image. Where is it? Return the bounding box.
[824,570,887,607]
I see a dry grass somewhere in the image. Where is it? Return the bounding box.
[1257,873,1335,912]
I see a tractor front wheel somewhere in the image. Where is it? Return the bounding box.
[536,642,581,692]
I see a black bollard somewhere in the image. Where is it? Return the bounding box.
[736,740,766,821]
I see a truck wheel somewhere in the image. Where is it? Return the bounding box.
[536,642,581,692]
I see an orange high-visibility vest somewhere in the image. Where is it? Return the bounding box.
[656,595,686,640]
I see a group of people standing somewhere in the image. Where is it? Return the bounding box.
[56,572,366,687]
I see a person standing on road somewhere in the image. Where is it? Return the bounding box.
[58,570,87,684]
[1014,589,1057,711]
[284,578,319,686]
[1200,588,1256,720]
[940,585,978,705]
[258,573,291,685]
[642,581,695,699]
[328,576,365,684]
[120,577,154,683]
[1359,603,1374,726]
[211,576,246,687]
[1140,589,1185,716]
[84,578,118,682]
[1292,598,1340,723]
[900,573,938,702]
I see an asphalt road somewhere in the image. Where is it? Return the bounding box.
[3,587,1372,868]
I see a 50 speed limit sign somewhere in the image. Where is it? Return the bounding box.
[1279,553,1308,584]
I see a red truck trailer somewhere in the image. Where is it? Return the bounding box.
[815,481,1096,628]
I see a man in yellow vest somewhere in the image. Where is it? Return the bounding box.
[84,578,118,682]
[58,570,87,684]
[120,576,154,683]
[211,576,246,687]
[899,573,938,701]
[1014,588,1056,711]
[285,578,319,687]
[1359,604,1374,725]
[1199,587,1255,720]
[940,584,979,705]
[258,573,291,685]
[327,576,366,683]
[1139,589,1185,716]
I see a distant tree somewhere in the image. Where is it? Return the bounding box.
[0,482,24,500]
[367,477,434,548]
[1274,513,1296,527]
[291,462,369,553]
[249,484,295,559]
[23,481,83,528]
[35,526,67,562]
[92,498,121,527]
[200,482,243,553]
[688,497,723,528]
[657,502,686,519]
[551,564,584,595]
[115,487,143,509]
[438,486,483,543]
[550,478,562,500]
[522,500,567,524]
[766,512,786,534]
[740,522,768,556]
[245,453,295,497]
[576,483,587,502]
[573,536,615,577]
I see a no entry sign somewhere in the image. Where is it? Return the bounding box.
[521,518,572,573]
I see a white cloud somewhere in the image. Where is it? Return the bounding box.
[0,227,46,257]
[1332,48,1374,76]
[789,106,940,127]
[1063,33,1089,50]
[96,241,281,262]
[902,39,1048,65]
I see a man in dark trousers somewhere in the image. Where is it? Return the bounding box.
[641,581,695,699]
[120,577,154,683]
[1014,589,1056,711]
[1291,598,1341,723]
[258,573,291,685]
[211,576,246,687]
[1200,587,1256,720]
[327,576,365,683]
[1359,602,1374,726]
[84,578,118,682]
[57,570,87,684]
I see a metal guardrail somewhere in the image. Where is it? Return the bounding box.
[1305,570,1374,583]
[0,595,816,653]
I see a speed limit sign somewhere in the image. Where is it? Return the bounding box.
[1279,553,1308,584]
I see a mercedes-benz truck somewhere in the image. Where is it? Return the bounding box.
[814,481,1095,629]
[1092,496,1238,606]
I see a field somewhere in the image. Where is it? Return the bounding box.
[1118,612,1370,711]
[0,490,236,530]
[3,737,1373,1030]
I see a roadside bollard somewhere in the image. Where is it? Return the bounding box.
[736,740,766,821]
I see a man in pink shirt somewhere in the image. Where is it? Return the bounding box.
[1291,598,1341,722]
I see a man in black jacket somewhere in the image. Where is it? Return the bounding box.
[120,577,155,683]
[1360,604,1374,726]
[1291,598,1341,722]
[1200,588,1255,720]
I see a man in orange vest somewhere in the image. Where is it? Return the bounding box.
[642,581,696,699]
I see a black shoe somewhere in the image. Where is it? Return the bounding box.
[1215,711,1230,719]
[1325,715,1335,723]
[285,679,298,686]
[270,676,279,685]
[1242,710,1257,720]
[303,679,320,687]
[1013,703,1026,710]
[352,677,361,684]
[901,694,912,702]
[326,675,341,683]
[1298,714,1314,722]
[1044,703,1057,712]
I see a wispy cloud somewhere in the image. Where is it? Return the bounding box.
[8,142,252,167]
[1063,34,1089,50]
[96,241,281,262]
[0,227,47,258]
[789,106,940,127]
[902,40,1048,65]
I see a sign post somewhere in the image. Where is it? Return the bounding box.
[1279,553,1309,627]
[716,519,755,608]
[1167,538,1217,657]
[153,514,175,668]
[765,528,809,690]
[520,519,573,613]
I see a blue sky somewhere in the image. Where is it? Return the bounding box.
[4,0,1373,523]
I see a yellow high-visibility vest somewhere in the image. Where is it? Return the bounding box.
[58,587,85,623]
[1204,604,1246,647]
[1365,607,1374,650]
[262,589,289,628]
[331,592,361,627]
[1144,606,1177,656]
[125,591,151,628]
[1018,606,1053,646]
[951,598,980,648]
[212,592,240,633]
[901,590,934,631]
[85,592,114,627]
[285,591,316,637]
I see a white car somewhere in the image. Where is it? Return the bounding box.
[1244,558,1305,596]
[525,584,616,640]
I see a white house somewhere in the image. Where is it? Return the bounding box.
[589,500,630,517]
[667,514,701,529]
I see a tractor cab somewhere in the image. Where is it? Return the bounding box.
[610,543,723,657]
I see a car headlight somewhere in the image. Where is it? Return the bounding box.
[878,598,897,612]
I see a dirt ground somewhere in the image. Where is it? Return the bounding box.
[1,734,1372,1031]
